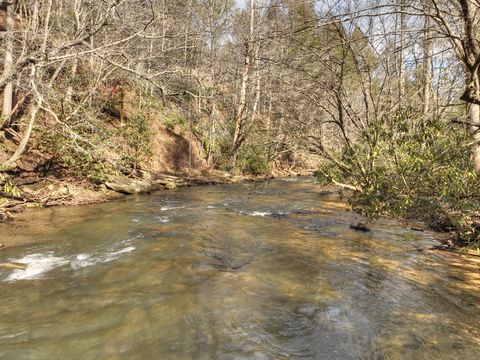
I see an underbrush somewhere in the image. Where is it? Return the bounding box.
[237,143,270,175]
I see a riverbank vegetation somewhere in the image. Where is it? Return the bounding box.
[1,0,480,250]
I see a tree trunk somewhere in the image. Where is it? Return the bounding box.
[66,59,78,101]
[3,104,38,168]
[183,0,192,69]
[2,0,15,118]
[469,103,480,171]
[396,0,406,103]
[458,0,480,170]
[231,0,255,166]
[3,66,41,168]
[231,51,250,157]
[251,44,261,121]
[208,29,217,164]
[161,0,166,54]
[422,1,433,117]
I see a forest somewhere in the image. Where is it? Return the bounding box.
[1,1,480,359]
[1,0,480,252]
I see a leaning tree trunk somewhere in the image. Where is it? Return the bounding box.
[3,65,40,169]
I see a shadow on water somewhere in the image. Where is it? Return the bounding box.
[0,178,479,359]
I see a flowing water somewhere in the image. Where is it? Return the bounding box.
[0,178,479,359]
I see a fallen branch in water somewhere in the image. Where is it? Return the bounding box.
[0,263,26,270]
[330,179,360,192]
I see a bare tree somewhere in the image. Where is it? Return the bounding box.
[231,0,256,166]
[2,0,14,119]
[422,0,433,116]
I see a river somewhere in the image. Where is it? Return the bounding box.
[0,178,479,359]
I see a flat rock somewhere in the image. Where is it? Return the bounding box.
[152,179,177,190]
[105,175,152,194]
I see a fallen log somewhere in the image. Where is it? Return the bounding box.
[0,191,27,202]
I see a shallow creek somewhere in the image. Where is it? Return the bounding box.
[0,178,479,359]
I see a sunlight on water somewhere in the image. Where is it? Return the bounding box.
[0,178,479,359]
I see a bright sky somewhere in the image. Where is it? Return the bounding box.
[236,0,247,8]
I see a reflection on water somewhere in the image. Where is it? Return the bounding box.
[0,178,479,359]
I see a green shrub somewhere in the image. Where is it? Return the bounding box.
[316,108,480,247]
[62,152,110,184]
[163,109,187,131]
[211,137,234,171]
[237,144,270,175]
[120,113,153,173]
[37,121,114,184]
[0,173,23,197]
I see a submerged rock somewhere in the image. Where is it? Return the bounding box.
[410,226,425,232]
[105,175,152,194]
[349,222,371,232]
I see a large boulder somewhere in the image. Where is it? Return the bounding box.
[105,175,152,194]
